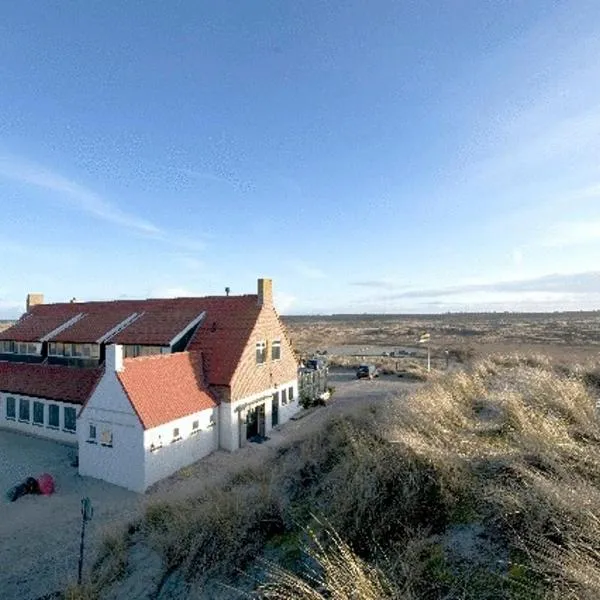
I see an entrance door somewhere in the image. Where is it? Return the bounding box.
[272,392,279,427]
[257,403,266,436]
[246,407,259,439]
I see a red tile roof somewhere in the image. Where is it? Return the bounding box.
[187,296,261,386]
[110,300,206,345]
[0,308,78,342]
[50,304,141,343]
[0,361,102,404]
[117,352,216,429]
[1,294,264,389]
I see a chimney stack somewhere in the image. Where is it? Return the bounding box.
[26,293,44,312]
[105,344,124,373]
[257,278,273,307]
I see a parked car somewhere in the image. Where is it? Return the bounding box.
[305,358,327,371]
[356,364,379,379]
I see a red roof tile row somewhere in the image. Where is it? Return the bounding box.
[0,362,102,405]
[117,352,216,429]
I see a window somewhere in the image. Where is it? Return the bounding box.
[19,399,30,422]
[0,340,15,353]
[6,396,15,420]
[48,404,59,428]
[288,386,294,401]
[191,420,200,434]
[64,407,76,432]
[100,428,113,447]
[33,401,44,425]
[90,344,100,358]
[64,343,73,357]
[271,340,281,361]
[88,423,97,442]
[172,427,181,442]
[256,341,266,364]
[281,388,287,405]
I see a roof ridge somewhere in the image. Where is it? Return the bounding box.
[123,351,190,363]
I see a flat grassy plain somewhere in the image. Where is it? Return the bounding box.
[283,312,600,363]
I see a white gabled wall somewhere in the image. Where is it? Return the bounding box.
[77,368,145,493]
[144,406,218,490]
[0,392,80,443]
[220,378,299,452]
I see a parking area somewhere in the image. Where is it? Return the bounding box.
[0,370,422,600]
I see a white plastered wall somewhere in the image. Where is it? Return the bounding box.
[143,406,219,490]
[77,370,145,493]
[219,378,299,451]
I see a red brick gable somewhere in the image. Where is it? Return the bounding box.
[117,352,217,430]
[0,362,102,404]
[229,305,298,401]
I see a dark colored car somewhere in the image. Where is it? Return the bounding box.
[305,358,327,371]
[356,364,378,379]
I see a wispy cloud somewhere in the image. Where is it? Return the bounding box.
[0,155,161,235]
[350,279,397,290]
[0,154,208,253]
[381,271,600,300]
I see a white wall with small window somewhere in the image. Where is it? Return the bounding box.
[144,406,218,490]
[77,368,145,492]
[0,392,80,443]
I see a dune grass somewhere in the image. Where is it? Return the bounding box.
[83,355,600,599]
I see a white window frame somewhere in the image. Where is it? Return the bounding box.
[5,396,16,420]
[48,404,60,429]
[63,407,77,433]
[18,398,30,423]
[33,401,44,426]
[271,340,281,361]
[256,340,267,364]
[100,428,113,447]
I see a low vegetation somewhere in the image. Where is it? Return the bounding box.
[81,354,600,599]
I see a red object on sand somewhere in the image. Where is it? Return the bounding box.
[38,473,55,496]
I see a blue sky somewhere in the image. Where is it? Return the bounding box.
[1,1,600,316]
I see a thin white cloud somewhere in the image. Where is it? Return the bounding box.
[0,155,161,235]
[0,154,208,253]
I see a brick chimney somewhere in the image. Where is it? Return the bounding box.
[257,278,273,307]
[26,293,44,312]
[105,344,124,373]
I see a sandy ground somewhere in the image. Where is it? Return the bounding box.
[0,371,420,600]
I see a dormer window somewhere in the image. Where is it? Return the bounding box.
[256,341,266,364]
[271,340,281,361]
[0,341,15,353]
[1,341,41,355]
